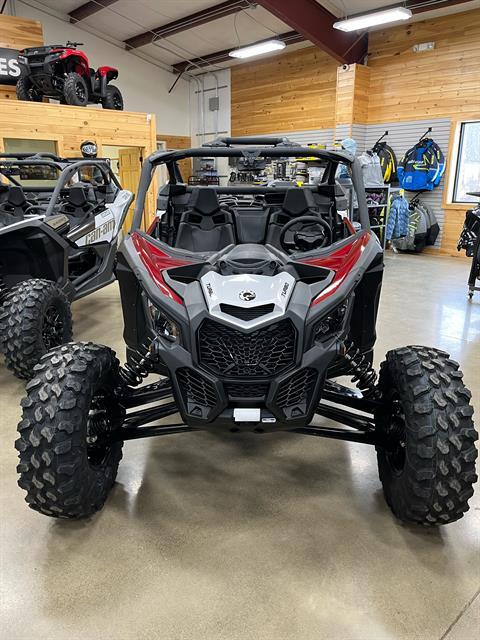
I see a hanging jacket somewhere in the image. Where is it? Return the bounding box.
[397,138,446,191]
[358,150,384,187]
[386,194,410,240]
[417,201,439,246]
[338,138,357,179]
[373,141,398,184]
[392,198,441,252]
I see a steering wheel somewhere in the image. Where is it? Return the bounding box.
[279,215,332,254]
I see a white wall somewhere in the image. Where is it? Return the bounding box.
[12,1,191,135]
[189,69,231,184]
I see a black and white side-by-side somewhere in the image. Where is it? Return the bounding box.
[13,138,478,524]
[0,152,133,377]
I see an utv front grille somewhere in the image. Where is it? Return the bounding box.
[275,368,317,418]
[225,382,269,399]
[198,319,296,378]
[176,367,217,418]
[219,303,275,321]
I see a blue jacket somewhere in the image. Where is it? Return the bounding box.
[398,138,446,191]
[386,195,410,240]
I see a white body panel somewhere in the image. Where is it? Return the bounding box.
[200,271,296,329]
[74,190,133,247]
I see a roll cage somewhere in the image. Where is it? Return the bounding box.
[131,137,370,233]
[0,153,122,216]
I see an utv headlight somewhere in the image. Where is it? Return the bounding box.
[313,299,350,343]
[147,301,181,343]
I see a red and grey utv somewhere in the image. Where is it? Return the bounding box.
[15,138,478,525]
[16,41,123,109]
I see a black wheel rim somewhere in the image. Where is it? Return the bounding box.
[42,305,64,350]
[75,81,86,101]
[112,92,122,109]
[27,87,41,101]
[86,389,121,467]
[384,393,407,474]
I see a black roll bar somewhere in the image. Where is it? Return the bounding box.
[203,136,295,147]
[131,146,370,232]
[0,152,63,161]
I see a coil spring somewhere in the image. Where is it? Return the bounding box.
[119,339,160,387]
[342,340,378,397]
[0,276,8,303]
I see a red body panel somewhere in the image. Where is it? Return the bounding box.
[132,233,194,305]
[97,65,118,77]
[55,49,90,75]
[301,231,371,305]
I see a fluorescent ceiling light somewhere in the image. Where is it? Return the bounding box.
[333,7,412,32]
[229,39,286,59]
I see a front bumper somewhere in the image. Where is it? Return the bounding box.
[153,331,338,431]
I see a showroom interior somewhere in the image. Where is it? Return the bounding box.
[0,0,479,639]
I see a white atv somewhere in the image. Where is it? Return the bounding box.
[0,152,133,378]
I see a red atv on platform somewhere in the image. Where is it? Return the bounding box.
[16,41,124,109]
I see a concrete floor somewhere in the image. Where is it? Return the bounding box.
[1,253,479,640]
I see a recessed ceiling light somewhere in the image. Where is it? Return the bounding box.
[333,7,412,32]
[229,39,286,59]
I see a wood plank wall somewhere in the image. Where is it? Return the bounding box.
[230,9,480,256]
[367,11,480,123]
[157,134,192,180]
[367,10,480,256]
[0,15,44,101]
[0,100,158,221]
[231,47,337,136]
[335,64,370,131]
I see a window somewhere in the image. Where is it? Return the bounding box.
[453,121,480,203]
[3,138,59,187]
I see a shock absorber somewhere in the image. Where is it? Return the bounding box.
[342,340,378,397]
[119,337,161,387]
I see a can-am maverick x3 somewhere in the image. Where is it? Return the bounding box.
[15,138,477,524]
[0,152,133,378]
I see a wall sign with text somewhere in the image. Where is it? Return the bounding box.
[0,48,21,85]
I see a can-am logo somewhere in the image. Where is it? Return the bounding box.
[239,290,256,302]
[0,48,21,85]
[84,219,115,244]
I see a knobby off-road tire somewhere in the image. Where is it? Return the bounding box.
[16,342,125,518]
[63,72,89,106]
[16,75,43,102]
[102,85,123,110]
[0,279,73,379]
[376,346,478,525]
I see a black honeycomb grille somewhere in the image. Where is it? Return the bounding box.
[276,368,317,417]
[225,382,269,398]
[176,368,217,409]
[198,319,296,378]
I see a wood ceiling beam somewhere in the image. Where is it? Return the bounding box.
[69,0,119,24]
[256,0,368,64]
[171,31,305,72]
[124,0,251,50]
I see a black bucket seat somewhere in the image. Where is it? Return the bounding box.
[175,187,235,252]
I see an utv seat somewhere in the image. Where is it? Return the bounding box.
[59,186,94,227]
[265,188,323,248]
[175,187,235,252]
[0,186,31,219]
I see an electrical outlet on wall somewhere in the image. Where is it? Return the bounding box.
[413,42,435,52]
